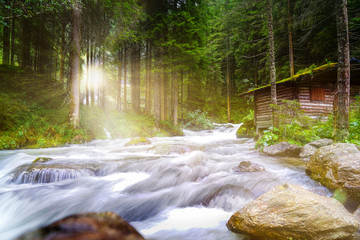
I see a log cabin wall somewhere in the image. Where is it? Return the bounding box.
[254,82,296,132]
[297,83,335,119]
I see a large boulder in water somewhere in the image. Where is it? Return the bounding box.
[299,138,334,159]
[262,142,301,157]
[306,143,360,199]
[227,184,359,240]
[17,212,145,240]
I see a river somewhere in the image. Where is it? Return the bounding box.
[0,124,330,240]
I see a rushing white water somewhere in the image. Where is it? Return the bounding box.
[0,124,330,240]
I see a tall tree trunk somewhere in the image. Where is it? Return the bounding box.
[163,71,168,120]
[10,16,16,65]
[101,44,106,109]
[180,70,184,121]
[148,42,152,114]
[145,41,149,113]
[131,43,141,112]
[86,33,90,105]
[226,33,231,123]
[21,18,31,68]
[161,70,166,120]
[70,1,81,128]
[59,21,66,84]
[2,0,10,65]
[173,72,178,126]
[117,48,123,111]
[38,15,45,74]
[267,0,278,127]
[153,47,162,126]
[287,0,294,77]
[123,46,127,110]
[334,0,350,141]
[90,39,95,106]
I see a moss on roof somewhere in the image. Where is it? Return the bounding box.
[241,63,337,95]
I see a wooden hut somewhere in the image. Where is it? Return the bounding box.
[239,63,360,133]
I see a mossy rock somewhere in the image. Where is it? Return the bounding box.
[125,137,151,146]
[32,157,53,164]
[236,121,255,138]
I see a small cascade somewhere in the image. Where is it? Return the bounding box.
[9,166,96,184]
[103,128,111,139]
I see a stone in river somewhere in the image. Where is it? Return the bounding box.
[17,212,145,240]
[227,184,359,240]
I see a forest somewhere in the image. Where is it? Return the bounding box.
[0,0,360,149]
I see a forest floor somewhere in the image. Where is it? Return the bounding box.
[0,65,182,150]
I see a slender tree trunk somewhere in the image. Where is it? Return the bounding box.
[154,47,162,126]
[21,18,31,68]
[2,0,10,65]
[226,33,231,122]
[59,21,66,84]
[96,47,100,106]
[173,72,178,126]
[161,70,166,120]
[90,39,95,106]
[86,33,90,105]
[148,42,152,114]
[123,46,127,111]
[38,15,45,74]
[334,0,350,141]
[131,43,141,112]
[101,44,106,109]
[70,1,81,128]
[145,41,149,113]
[180,70,184,121]
[287,0,294,77]
[267,0,278,127]
[10,16,15,65]
[164,71,169,120]
[118,48,123,111]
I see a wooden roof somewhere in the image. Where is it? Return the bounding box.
[239,63,337,96]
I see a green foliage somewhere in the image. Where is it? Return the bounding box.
[256,100,334,149]
[159,120,184,137]
[184,110,214,130]
[347,96,360,145]
[255,127,279,149]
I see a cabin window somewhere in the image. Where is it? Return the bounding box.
[310,87,325,101]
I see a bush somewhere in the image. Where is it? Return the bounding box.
[255,127,279,149]
[184,110,214,130]
[347,96,360,145]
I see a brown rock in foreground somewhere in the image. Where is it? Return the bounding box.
[17,212,145,240]
[227,184,359,240]
[306,143,360,199]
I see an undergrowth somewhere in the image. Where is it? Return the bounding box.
[255,99,360,149]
